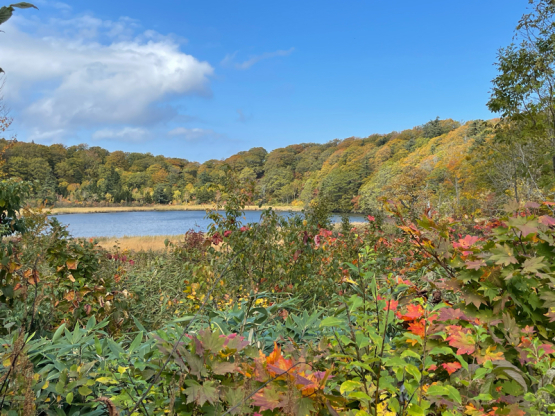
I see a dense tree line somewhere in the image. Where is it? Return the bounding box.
[3,115,551,215]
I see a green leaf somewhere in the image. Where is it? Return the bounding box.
[426,385,449,396]
[183,380,218,406]
[401,350,421,360]
[66,392,73,404]
[9,2,37,9]
[129,331,143,354]
[405,364,421,382]
[78,385,92,396]
[407,403,425,416]
[446,385,462,404]
[0,6,13,25]
[320,316,344,328]
[52,324,66,343]
[85,316,96,331]
[340,380,362,394]
[297,397,316,416]
[94,336,102,355]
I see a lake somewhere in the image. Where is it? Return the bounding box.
[51,210,368,238]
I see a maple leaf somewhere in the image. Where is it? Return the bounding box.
[521,325,535,335]
[446,326,475,355]
[521,256,547,275]
[198,328,226,353]
[465,259,486,270]
[397,304,424,321]
[253,385,283,411]
[453,235,480,249]
[539,215,555,227]
[211,361,237,375]
[441,361,462,375]
[437,308,468,322]
[476,346,504,364]
[544,308,555,323]
[383,300,399,311]
[223,333,249,352]
[408,320,425,337]
[540,344,555,355]
[489,244,518,266]
[183,380,218,407]
[516,222,539,237]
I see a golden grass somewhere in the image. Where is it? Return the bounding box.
[94,222,367,252]
[95,234,183,252]
[49,204,302,215]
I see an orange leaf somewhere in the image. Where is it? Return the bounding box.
[441,361,461,375]
[398,304,424,321]
[476,346,504,364]
[66,259,79,270]
[446,325,475,355]
[408,320,425,337]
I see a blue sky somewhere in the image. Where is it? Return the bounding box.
[1,0,525,162]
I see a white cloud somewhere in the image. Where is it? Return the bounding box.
[168,127,223,142]
[92,127,150,142]
[1,14,214,142]
[221,47,294,70]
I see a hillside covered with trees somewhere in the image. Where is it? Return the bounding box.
[2,115,552,215]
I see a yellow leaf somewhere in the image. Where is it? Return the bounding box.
[95,377,118,384]
[117,366,128,374]
[42,381,49,389]
[68,274,75,283]
[2,359,10,367]
[33,373,40,382]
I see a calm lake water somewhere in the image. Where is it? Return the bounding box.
[51,210,367,238]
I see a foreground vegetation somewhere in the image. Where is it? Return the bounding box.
[0,175,555,416]
[4,1,555,415]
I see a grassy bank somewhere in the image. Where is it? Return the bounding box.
[94,222,367,252]
[95,234,183,251]
[49,204,302,215]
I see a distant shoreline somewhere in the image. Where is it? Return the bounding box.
[49,204,303,215]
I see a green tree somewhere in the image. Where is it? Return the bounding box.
[488,0,555,174]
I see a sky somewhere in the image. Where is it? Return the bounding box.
[0,0,527,162]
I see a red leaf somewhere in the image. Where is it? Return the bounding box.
[441,361,462,375]
[397,304,424,321]
[540,344,555,355]
[539,215,555,227]
[446,326,475,355]
[383,300,398,311]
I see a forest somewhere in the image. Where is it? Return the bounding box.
[2,0,555,415]
[2,115,550,215]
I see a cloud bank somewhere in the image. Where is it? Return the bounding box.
[1,13,214,142]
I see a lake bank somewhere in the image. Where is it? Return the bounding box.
[49,204,302,215]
